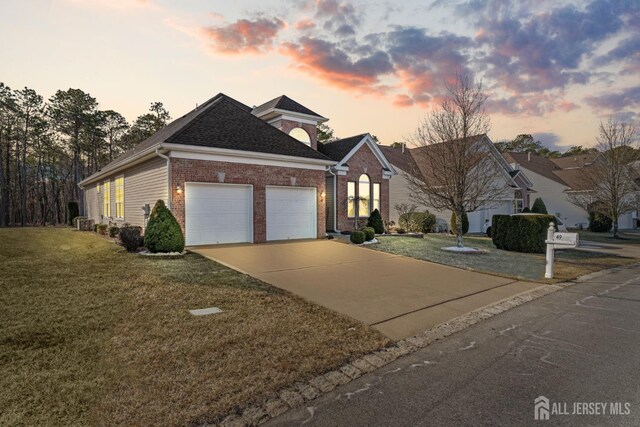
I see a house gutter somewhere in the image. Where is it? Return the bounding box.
[326,166,338,232]
[155,148,171,210]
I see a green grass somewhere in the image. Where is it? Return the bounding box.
[373,234,636,283]
[577,230,640,245]
[0,228,387,426]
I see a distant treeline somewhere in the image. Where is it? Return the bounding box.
[0,83,170,226]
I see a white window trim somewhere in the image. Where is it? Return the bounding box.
[115,175,125,219]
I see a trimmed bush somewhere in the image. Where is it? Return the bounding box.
[531,197,548,214]
[97,224,108,235]
[396,228,406,234]
[521,207,531,213]
[399,211,437,233]
[144,200,185,253]
[93,224,99,232]
[367,209,384,234]
[589,211,612,232]
[108,226,120,238]
[450,211,469,235]
[492,214,556,253]
[67,201,80,226]
[350,230,366,244]
[361,227,375,241]
[119,226,143,252]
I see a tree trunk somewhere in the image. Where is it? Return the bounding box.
[0,127,5,227]
[613,218,619,239]
[20,114,28,227]
[456,208,465,248]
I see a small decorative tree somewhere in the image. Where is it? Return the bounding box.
[450,211,469,235]
[144,200,185,253]
[367,209,384,234]
[531,197,548,214]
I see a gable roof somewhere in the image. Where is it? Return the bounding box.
[503,152,567,185]
[550,153,598,169]
[252,95,325,119]
[80,93,332,185]
[318,133,369,162]
[378,145,417,172]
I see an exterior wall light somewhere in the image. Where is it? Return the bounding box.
[176,185,182,194]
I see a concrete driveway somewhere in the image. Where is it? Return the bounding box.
[191,240,542,340]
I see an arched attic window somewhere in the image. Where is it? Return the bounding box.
[289,127,311,146]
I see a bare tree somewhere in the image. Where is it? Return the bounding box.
[405,74,511,247]
[568,118,639,238]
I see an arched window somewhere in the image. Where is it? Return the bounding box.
[358,174,370,217]
[289,127,311,146]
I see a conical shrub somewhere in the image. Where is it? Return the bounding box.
[144,200,185,253]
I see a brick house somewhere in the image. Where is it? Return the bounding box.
[79,93,395,245]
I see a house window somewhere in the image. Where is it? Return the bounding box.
[115,176,124,219]
[289,127,311,146]
[347,181,356,218]
[358,174,370,217]
[513,190,523,213]
[103,180,111,218]
[372,183,380,213]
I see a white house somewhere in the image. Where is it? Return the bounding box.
[381,135,534,233]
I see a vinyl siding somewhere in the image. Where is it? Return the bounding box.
[388,167,430,223]
[82,156,168,229]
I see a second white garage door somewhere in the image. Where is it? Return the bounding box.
[185,183,252,246]
[266,186,317,241]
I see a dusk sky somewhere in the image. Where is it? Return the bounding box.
[1,0,638,150]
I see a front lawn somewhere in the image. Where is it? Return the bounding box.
[0,228,387,426]
[373,234,636,283]
[577,230,640,245]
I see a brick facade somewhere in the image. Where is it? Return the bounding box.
[279,120,318,151]
[335,144,389,231]
[170,158,326,243]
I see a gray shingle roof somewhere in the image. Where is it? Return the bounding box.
[318,133,368,162]
[83,93,331,182]
[252,95,325,118]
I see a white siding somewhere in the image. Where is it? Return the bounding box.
[519,169,588,228]
[82,156,168,229]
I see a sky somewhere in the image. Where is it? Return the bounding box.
[0,0,638,151]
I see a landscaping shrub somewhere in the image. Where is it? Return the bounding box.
[396,228,406,234]
[97,224,108,235]
[350,230,366,244]
[144,200,185,253]
[361,227,375,241]
[108,226,120,238]
[491,215,510,249]
[399,211,436,233]
[93,224,99,232]
[67,201,79,226]
[492,214,556,253]
[119,226,144,252]
[521,207,531,213]
[367,209,385,234]
[531,197,548,214]
[589,211,612,232]
[450,211,469,235]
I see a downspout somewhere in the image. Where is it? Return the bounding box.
[326,166,338,233]
[156,148,171,210]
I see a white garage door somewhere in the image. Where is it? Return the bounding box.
[266,186,317,241]
[185,183,252,246]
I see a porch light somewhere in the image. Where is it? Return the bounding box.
[176,185,182,194]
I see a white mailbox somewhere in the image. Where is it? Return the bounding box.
[550,232,579,248]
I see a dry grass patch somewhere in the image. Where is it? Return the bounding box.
[373,234,636,283]
[0,228,387,426]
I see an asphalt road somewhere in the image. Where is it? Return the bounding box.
[267,265,640,427]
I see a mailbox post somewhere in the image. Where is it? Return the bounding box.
[544,222,579,279]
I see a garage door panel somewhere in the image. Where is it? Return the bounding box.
[185,183,252,245]
[266,187,317,241]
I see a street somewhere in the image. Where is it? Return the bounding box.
[267,265,640,426]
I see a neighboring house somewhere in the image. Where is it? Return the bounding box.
[381,135,534,233]
[79,93,395,245]
[503,152,638,229]
[318,133,396,232]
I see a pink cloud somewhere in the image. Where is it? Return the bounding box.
[294,19,315,30]
[202,17,286,55]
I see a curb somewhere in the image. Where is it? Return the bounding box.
[209,284,563,427]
